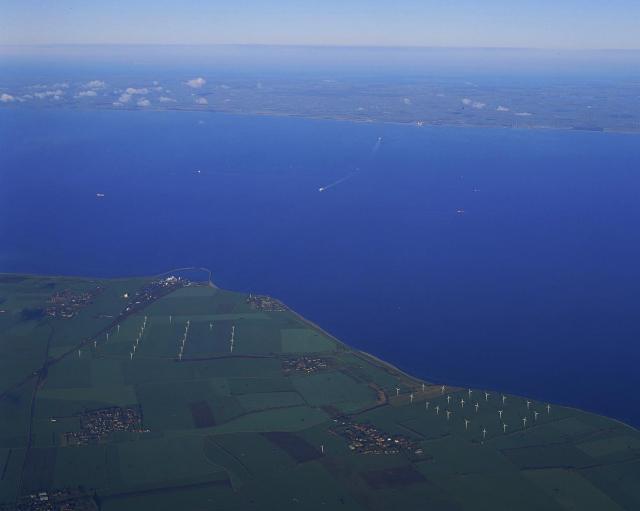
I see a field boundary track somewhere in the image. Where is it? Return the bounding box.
[99,477,231,502]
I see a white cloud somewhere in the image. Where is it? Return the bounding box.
[496,105,510,112]
[515,112,533,116]
[186,77,206,89]
[126,87,149,95]
[461,98,485,109]
[112,101,123,107]
[0,93,16,103]
[159,96,176,103]
[84,80,105,89]
[137,98,151,107]
[76,90,97,98]
[118,93,132,103]
[34,89,65,99]
[195,97,208,105]
[29,82,68,90]
[403,97,411,105]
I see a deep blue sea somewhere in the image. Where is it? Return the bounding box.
[1,108,639,426]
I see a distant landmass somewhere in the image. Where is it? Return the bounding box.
[1,74,639,133]
[1,272,639,510]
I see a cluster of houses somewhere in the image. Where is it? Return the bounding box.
[282,356,329,374]
[62,407,147,446]
[46,287,102,320]
[246,293,287,312]
[332,419,423,456]
[121,276,184,315]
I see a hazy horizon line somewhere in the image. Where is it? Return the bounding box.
[1,43,639,52]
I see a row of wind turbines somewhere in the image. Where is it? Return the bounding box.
[129,315,148,360]
[177,319,190,360]
[79,317,127,358]
[86,315,238,362]
[174,319,236,361]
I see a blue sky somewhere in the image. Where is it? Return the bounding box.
[1,0,639,49]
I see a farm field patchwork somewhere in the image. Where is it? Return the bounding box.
[0,273,639,510]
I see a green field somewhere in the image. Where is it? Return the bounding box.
[0,273,639,510]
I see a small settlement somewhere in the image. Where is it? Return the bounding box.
[332,419,423,456]
[46,287,103,320]
[62,406,147,446]
[282,356,329,375]
[246,294,287,312]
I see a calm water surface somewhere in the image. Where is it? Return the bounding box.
[1,108,639,426]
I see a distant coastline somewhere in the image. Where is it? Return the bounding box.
[3,102,639,135]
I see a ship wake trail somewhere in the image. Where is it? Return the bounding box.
[318,170,358,193]
[371,136,383,155]
[318,136,381,193]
